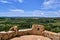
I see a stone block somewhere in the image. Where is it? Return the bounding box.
[32,24,44,35]
[7,31,15,39]
[43,30,60,40]
[0,31,9,40]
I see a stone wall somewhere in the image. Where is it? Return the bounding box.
[43,30,60,40]
[0,29,32,40]
[18,29,32,36]
[0,24,60,40]
[0,31,15,40]
[32,24,45,35]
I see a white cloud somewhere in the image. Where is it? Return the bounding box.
[58,10,60,12]
[0,9,60,17]
[56,10,60,15]
[10,9,24,13]
[0,0,10,3]
[39,0,60,17]
[18,0,24,3]
[42,0,60,9]
[32,10,44,17]
[32,10,60,17]
[0,0,24,4]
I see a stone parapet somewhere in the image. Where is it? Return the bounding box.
[18,29,32,36]
[43,30,60,40]
[0,24,60,40]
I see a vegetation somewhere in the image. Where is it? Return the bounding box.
[0,17,60,33]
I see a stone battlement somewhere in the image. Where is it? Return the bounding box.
[0,24,60,40]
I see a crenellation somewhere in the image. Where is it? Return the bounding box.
[0,24,60,40]
[32,24,45,35]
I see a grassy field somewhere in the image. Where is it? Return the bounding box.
[0,17,60,33]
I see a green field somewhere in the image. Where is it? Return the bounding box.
[0,17,60,33]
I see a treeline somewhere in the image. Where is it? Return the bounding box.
[0,17,60,33]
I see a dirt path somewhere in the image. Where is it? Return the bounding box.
[10,35,51,40]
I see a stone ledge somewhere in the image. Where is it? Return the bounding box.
[0,24,60,40]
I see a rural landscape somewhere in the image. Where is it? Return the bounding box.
[0,0,60,40]
[0,17,60,33]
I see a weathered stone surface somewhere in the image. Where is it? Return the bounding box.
[57,33,60,40]
[32,24,44,35]
[18,29,32,36]
[0,31,9,40]
[0,33,2,40]
[10,35,51,40]
[7,31,15,39]
[0,24,60,40]
[43,30,60,40]
[9,26,18,36]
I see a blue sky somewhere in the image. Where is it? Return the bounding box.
[0,0,60,17]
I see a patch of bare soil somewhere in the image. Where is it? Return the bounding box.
[10,35,51,40]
